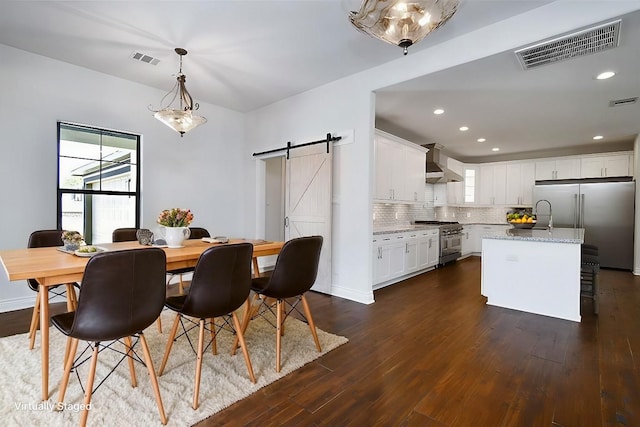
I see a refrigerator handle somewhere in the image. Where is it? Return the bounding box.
[580,194,585,228]
[573,194,579,228]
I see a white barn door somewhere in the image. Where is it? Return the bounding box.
[285,143,332,293]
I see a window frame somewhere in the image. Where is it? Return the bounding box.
[56,121,141,241]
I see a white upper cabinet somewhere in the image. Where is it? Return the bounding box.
[505,162,535,206]
[446,157,464,205]
[535,157,580,180]
[373,130,426,203]
[478,163,506,205]
[580,154,631,178]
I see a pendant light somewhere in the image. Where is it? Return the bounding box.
[349,0,459,55]
[149,48,207,137]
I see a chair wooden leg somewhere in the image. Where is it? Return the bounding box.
[178,274,184,295]
[276,299,283,373]
[140,333,168,425]
[232,295,258,355]
[79,343,99,427]
[210,318,217,355]
[56,337,79,408]
[65,284,76,312]
[124,336,137,387]
[301,294,322,352]
[232,312,256,383]
[156,316,163,334]
[193,319,205,410]
[63,336,72,369]
[28,293,40,350]
[158,313,181,376]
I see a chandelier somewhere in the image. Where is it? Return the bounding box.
[349,0,459,55]
[149,48,207,137]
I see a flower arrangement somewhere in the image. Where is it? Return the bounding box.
[61,231,84,250]
[157,208,193,228]
[61,230,83,244]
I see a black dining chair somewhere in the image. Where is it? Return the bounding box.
[111,227,139,243]
[52,248,168,427]
[27,230,80,350]
[111,228,164,333]
[158,242,256,410]
[235,236,323,372]
[166,227,211,294]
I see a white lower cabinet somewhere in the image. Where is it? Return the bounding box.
[461,225,475,256]
[373,229,439,288]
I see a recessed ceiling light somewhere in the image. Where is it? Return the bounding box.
[596,71,615,80]
[459,126,469,131]
[433,109,445,115]
[477,138,486,142]
[491,147,500,152]
[593,135,604,140]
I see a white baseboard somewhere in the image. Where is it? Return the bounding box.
[328,284,374,305]
[0,294,67,313]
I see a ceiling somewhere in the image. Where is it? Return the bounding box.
[1,1,638,162]
[376,8,640,162]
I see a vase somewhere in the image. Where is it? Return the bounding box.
[63,240,80,251]
[163,226,191,248]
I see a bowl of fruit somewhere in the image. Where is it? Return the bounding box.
[74,246,106,257]
[507,212,537,228]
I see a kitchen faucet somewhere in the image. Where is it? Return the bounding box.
[535,199,553,230]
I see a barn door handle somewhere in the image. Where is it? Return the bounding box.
[284,217,289,228]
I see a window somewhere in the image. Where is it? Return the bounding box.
[464,168,475,203]
[57,122,140,244]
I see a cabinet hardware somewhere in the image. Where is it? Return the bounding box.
[284,216,289,228]
[405,243,409,253]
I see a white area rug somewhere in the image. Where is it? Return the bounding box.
[0,310,348,426]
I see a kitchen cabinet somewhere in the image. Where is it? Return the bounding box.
[475,224,510,253]
[404,232,420,273]
[373,228,439,287]
[418,229,439,269]
[433,183,447,206]
[505,162,535,206]
[580,153,631,178]
[478,163,506,205]
[374,130,427,203]
[373,234,406,285]
[461,225,475,256]
[446,157,465,205]
[535,157,580,180]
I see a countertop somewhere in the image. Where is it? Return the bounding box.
[481,227,585,244]
[373,225,439,235]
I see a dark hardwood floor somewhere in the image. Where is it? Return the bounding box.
[3,257,639,426]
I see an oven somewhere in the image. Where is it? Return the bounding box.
[413,221,463,265]
[439,226,462,264]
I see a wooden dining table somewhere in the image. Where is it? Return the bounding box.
[0,238,284,401]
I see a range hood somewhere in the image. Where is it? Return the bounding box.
[424,143,463,184]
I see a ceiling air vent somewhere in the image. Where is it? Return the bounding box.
[609,97,638,107]
[515,19,621,70]
[130,51,160,66]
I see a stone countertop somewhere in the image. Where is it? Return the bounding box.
[481,227,585,244]
[373,225,439,235]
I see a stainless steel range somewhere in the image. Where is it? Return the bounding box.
[414,221,463,265]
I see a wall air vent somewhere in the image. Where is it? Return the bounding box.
[130,51,160,66]
[609,97,638,107]
[515,20,621,70]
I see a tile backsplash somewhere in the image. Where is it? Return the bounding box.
[373,203,512,228]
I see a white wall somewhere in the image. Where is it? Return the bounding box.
[242,1,640,304]
[0,44,246,311]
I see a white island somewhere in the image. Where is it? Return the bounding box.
[481,227,585,322]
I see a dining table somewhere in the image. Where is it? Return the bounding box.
[0,238,284,401]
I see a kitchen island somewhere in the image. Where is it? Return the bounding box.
[481,227,585,322]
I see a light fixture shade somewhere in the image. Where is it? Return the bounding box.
[154,109,207,136]
[350,0,459,55]
[150,48,207,137]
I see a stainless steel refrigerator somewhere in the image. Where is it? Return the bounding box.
[533,180,635,270]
